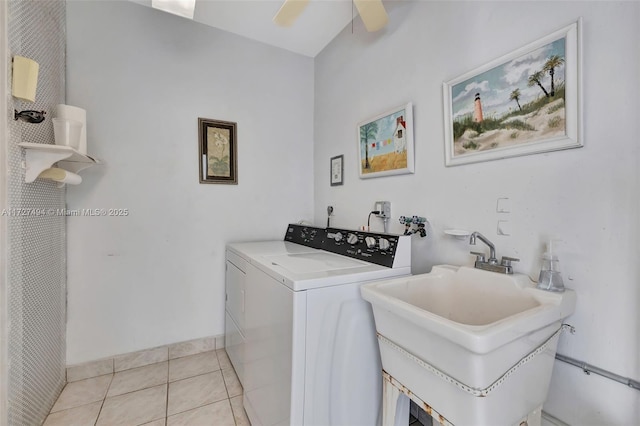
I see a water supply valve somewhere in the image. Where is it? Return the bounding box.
[399,215,428,237]
[412,216,427,224]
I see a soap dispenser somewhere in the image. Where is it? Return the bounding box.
[537,239,565,292]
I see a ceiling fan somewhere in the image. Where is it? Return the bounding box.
[273,0,389,32]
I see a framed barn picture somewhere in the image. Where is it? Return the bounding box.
[358,102,414,179]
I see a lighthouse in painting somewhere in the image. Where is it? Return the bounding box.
[473,92,484,123]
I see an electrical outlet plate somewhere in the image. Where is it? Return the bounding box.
[497,220,511,236]
[375,201,391,218]
[497,197,511,213]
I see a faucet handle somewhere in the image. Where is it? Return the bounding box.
[470,251,485,262]
[500,256,520,267]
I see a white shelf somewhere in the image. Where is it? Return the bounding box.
[18,142,101,183]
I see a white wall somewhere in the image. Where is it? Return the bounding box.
[314,2,639,424]
[65,1,314,364]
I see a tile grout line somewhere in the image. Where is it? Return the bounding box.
[216,348,239,426]
[166,351,228,420]
[93,372,115,426]
[167,366,228,418]
[103,362,170,399]
[231,393,239,426]
[165,394,230,418]
[217,351,232,401]
[165,355,170,424]
[164,399,234,424]
[167,352,222,384]
[231,397,238,426]
[221,377,232,401]
[163,348,170,426]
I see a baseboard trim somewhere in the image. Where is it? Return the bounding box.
[66,334,224,382]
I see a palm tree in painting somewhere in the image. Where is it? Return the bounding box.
[544,55,565,96]
[528,70,550,98]
[360,122,378,169]
[509,88,523,111]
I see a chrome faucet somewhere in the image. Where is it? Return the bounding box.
[469,231,519,274]
[469,232,497,264]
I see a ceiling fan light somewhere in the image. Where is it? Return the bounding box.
[273,0,310,27]
[152,0,196,20]
[353,0,388,32]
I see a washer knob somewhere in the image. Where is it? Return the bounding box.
[378,238,390,250]
[333,232,343,242]
[347,233,359,245]
[365,236,377,248]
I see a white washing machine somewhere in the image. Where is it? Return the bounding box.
[225,224,411,426]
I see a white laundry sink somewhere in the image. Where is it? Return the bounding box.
[361,265,576,426]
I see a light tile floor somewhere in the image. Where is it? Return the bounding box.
[44,349,250,426]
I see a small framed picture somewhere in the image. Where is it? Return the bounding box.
[330,155,344,186]
[198,117,238,184]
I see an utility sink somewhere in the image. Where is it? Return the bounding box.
[361,265,576,426]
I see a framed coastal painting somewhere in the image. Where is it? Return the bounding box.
[198,118,238,184]
[358,102,414,179]
[443,19,582,166]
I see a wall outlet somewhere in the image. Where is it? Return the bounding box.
[375,201,391,218]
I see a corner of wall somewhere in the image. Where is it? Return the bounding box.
[0,0,8,422]
[0,0,9,422]
[5,0,67,424]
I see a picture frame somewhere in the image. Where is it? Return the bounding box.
[330,155,344,186]
[443,19,582,166]
[358,102,414,179]
[198,117,238,184]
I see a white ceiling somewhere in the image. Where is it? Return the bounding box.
[132,0,359,57]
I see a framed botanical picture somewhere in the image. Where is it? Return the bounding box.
[358,102,414,179]
[443,19,582,166]
[198,118,238,184]
[330,155,344,186]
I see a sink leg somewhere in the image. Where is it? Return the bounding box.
[519,405,543,426]
[382,374,409,426]
[382,371,453,426]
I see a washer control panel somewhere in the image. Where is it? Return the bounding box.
[284,224,409,268]
[284,224,325,249]
[325,228,403,268]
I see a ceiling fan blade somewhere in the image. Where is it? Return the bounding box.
[273,0,310,27]
[353,0,388,32]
